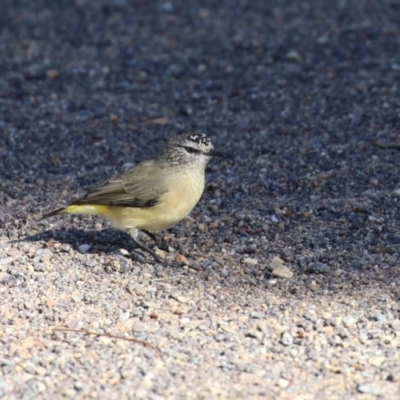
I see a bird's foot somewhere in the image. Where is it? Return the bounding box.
[142,230,170,252]
[128,229,165,264]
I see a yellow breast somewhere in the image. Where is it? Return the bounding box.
[105,166,205,232]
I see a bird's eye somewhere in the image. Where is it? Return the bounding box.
[185,147,198,154]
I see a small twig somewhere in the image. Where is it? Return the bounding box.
[375,141,400,149]
[16,217,29,233]
[151,274,185,282]
[386,244,400,248]
[53,327,160,352]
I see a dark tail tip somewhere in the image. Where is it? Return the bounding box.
[38,207,66,221]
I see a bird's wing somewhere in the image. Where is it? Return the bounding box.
[71,160,168,208]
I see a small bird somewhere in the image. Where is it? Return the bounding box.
[40,133,223,262]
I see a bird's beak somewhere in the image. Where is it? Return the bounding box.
[207,149,225,157]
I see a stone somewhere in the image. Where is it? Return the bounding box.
[272,265,293,279]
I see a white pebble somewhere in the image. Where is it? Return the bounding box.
[343,315,357,326]
[114,248,129,256]
[242,257,258,266]
[281,331,293,346]
[78,244,92,252]
[278,378,290,389]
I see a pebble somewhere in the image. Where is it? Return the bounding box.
[82,259,97,268]
[351,259,365,269]
[270,215,279,224]
[115,256,131,272]
[272,265,293,279]
[72,295,82,303]
[0,258,13,266]
[78,244,92,253]
[389,320,400,331]
[60,244,72,252]
[197,63,207,72]
[220,268,229,277]
[373,312,387,323]
[277,378,290,389]
[46,69,60,80]
[357,383,382,395]
[154,248,167,258]
[343,315,357,326]
[119,311,131,321]
[197,223,206,231]
[286,50,302,62]
[180,105,193,116]
[24,301,34,310]
[266,256,280,270]
[368,356,385,367]
[129,285,147,296]
[46,297,56,307]
[308,262,329,274]
[322,312,332,320]
[370,178,379,186]
[304,310,318,322]
[242,257,258,266]
[114,248,129,256]
[214,333,226,342]
[33,263,46,272]
[175,254,189,265]
[358,332,369,344]
[305,280,319,291]
[281,331,293,346]
[316,35,328,44]
[332,317,343,327]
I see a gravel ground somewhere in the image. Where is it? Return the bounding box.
[1,0,400,398]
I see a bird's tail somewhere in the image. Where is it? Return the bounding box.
[39,204,109,221]
[39,207,68,221]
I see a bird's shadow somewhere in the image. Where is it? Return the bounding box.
[24,228,136,253]
[22,226,188,267]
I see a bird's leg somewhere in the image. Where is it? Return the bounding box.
[142,230,169,251]
[128,228,163,263]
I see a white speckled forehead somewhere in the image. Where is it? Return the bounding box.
[168,133,213,149]
[188,133,211,146]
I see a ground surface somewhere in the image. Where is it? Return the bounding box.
[1,0,400,399]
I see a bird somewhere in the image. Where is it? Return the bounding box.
[40,133,223,262]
